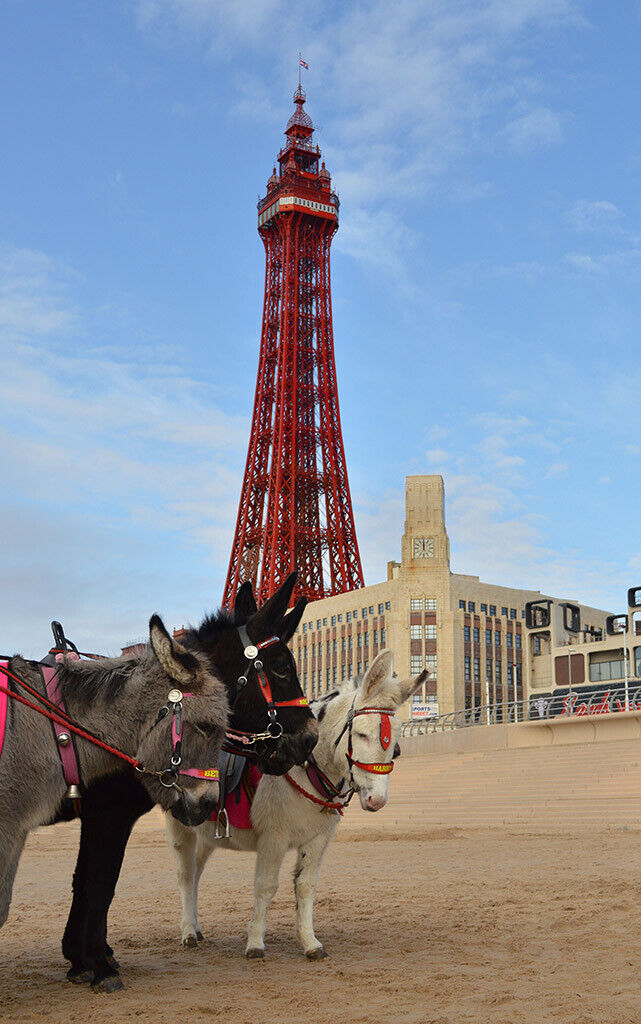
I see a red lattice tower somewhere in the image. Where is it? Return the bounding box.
[224,84,364,607]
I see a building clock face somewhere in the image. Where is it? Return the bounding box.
[413,537,434,558]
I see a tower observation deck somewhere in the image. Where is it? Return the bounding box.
[223,84,364,606]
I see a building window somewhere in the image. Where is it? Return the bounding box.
[507,664,514,685]
[326,640,331,655]
[459,600,466,610]
[485,629,492,645]
[346,611,351,623]
[338,613,342,622]
[489,605,496,617]
[506,632,513,648]
[410,598,423,611]
[495,632,501,646]
[353,610,358,619]
[349,635,353,649]
[533,636,541,655]
[331,615,335,626]
[323,617,328,626]
[410,625,422,640]
[473,657,480,682]
[333,639,337,653]
[515,634,521,649]
[374,629,378,643]
[464,625,471,642]
[302,623,307,634]
[425,598,437,611]
[425,654,437,675]
[317,619,321,630]
[326,667,331,686]
[510,608,517,619]
[486,658,492,679]
[385,601,391,610]
[341,666,347,681]
[381,627,387,644]
[501,607,508,617]
[357,662,362,675]
[480,603,487,614]
[358,634,362,648]
[473,627,480,643]
[425,624,436,640]
[369,606,374,615]
[362,608,368,618]
[468,602,475,613]
[363,632,369,647]
[411,655,423,675]
[333,667,337,684]
[464,656,471,681]
[495,662,502,682]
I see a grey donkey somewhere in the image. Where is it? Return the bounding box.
[0,615,228,931]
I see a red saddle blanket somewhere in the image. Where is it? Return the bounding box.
[210,763,262,830]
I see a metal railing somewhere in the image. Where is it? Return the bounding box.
[400,681,641,737]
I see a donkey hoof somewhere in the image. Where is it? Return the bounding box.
[67,968,94,985]
[305,946,327,961]
[246,947,265,959]
[196,930,204,942]
[183,934,199,948]
[91,974,125,993]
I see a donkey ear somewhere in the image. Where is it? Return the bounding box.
[278,596,308,644]
[248,572,298,637]
[149,614,201,688]
[361,650,393,700]
[395,668,429,706]
[234,580,258,620]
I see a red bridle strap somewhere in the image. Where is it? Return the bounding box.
[347,706,397,776]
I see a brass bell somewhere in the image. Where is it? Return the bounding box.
[65,784,82,801]
[58,732,71,747]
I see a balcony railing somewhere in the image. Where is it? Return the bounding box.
[400,680,641,736]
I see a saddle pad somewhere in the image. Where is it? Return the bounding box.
[210,763,262,830]
[0,661,8,760]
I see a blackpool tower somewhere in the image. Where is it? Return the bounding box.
[223,82,364,607]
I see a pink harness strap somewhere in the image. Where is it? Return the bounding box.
[41,665,81,788]
[0,661,8,760]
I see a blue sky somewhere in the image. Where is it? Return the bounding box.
[1,1,640,656]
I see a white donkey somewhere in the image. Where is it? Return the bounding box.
[166,650,426,960]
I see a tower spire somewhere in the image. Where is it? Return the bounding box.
[223,85,364,607]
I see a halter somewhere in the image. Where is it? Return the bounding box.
[146,688,221,791]
[223,627,309,754]
[333,697,396,785]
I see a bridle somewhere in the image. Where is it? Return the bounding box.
[223,628,309,755]
[285,696,397,815]
[333,696,396,787]
[141,687,220,793]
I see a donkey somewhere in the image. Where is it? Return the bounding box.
[0,615,228,938]
[167,650,427,960]
[60,573,318,991]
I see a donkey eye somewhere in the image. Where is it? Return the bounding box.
[355,732,369,741]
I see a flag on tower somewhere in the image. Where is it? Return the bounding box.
[299,57,309,69]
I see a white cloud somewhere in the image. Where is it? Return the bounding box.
[0,245,247,656]
[501,106,563,153]
[566,199,624,234]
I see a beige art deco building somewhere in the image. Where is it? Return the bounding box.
[293,475,610,718]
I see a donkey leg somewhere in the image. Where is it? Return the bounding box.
[63,774,153,988]
[165,813,205,947]
[191,833,215,942]
[0,829,28,930]
[294,833,331,959]
[246,836,287,958]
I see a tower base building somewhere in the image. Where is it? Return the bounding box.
[293,476,610,717]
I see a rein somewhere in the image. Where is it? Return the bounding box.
[0,663,219,793]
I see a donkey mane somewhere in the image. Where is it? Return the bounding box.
[181,607,244,652]
[56,654,140,708]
